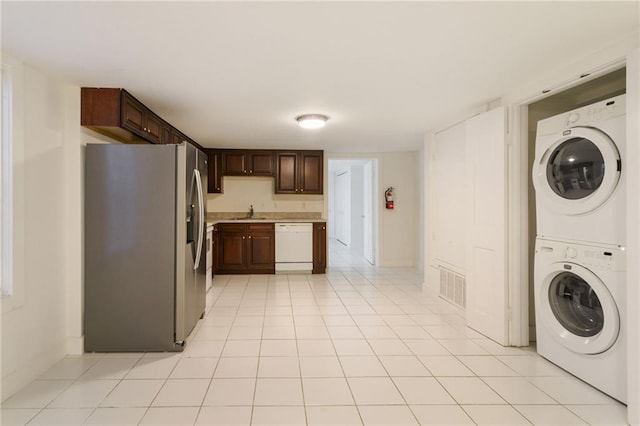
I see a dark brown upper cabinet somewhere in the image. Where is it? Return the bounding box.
[275,151,323,194]
[121,91,170,144]
[171,128,187,145]
[206,149,223,194]
[222,150,274,176]
[81,87,203,150]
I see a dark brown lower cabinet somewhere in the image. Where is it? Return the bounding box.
[313,222,327,274]
[217,223,275,274]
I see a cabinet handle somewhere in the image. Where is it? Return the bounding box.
[217,187,220,190]
[243,170,247,173]
[301,188,304,192]
[322,226,325,230]
[143,127,147,131]
[242,236,245,240]
[248,236,252,239]
[249,170,253,174]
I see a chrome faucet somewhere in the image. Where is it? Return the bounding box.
[249,205,254,218]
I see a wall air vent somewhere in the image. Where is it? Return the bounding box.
[438,266,466,309]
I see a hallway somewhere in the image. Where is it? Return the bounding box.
[328,238,373,270]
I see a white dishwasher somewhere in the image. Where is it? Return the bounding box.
[275,223,313,273]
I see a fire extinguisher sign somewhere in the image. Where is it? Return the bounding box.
[385,187,394,210]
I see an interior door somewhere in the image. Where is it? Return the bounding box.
[363,161,374,264]
[465,107,509,345]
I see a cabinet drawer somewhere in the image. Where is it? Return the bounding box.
[219,223,245,233]
[247,223,274,232]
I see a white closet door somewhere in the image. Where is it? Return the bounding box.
[465,107,509,345]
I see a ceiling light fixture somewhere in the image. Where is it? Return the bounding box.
[296,114,329,129]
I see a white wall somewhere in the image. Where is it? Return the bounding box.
[417,147,425,272]
[423,136,434,289]
[207,176,323,214]
[327,171,336,238]
[0,55,71,399]
[0,53,112,400]
[377,152,419,267]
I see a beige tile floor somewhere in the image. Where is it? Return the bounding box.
[0,239,628,425]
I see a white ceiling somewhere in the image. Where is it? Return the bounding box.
[2,1,638,152]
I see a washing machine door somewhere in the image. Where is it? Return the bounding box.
[538,261,619,354]
[533,127,620,215]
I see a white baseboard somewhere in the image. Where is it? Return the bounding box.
[1,340,66,402]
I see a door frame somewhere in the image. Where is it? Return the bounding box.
[507,56,630,347]
[325,156,379,267]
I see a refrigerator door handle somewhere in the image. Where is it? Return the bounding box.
[193,168,205,269]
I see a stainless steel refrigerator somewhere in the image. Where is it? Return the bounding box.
[84,142,207,352]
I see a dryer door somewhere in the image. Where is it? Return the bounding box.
[538,262,620,354]
[533,127,620,215]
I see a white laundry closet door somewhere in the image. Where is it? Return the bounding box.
[465,107,508,345]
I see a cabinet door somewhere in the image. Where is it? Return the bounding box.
[247,233,275,272]
[299,152,323,194]
[223,151,247,175]
[248,151,274,176]
[218,224,247,273]
[160,121,172,144]
[313,222,327,274]
[212,225,219,276]
[144,112,163,144]
[121,92,145,137]
[275,152,298,193]
[171,129,187,145]
[207,150,223,193]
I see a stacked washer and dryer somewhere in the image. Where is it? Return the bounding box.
[532,94,627,403]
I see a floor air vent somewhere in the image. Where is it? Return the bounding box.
[439,267,466,308]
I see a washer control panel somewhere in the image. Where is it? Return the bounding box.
[535,238,625,271]
[536,94,626,135]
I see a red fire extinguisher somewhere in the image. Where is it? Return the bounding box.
[385,187,394,210]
